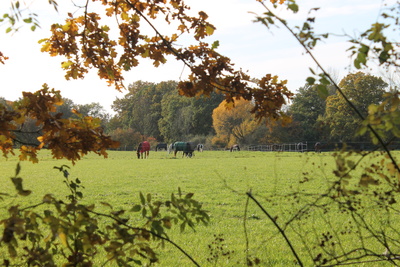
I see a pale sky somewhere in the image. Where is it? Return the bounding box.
[0,0,389,113]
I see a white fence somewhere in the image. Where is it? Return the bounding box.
[247,143,308,152]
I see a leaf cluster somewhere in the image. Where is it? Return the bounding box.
[360,91,400,144]
[0,1,58,33]
[0,84,119,164]
[31,0,292,122]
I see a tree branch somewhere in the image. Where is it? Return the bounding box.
[246,191,304,267]
[258,1,400,179]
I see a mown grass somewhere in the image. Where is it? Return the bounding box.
[0,150,397,266]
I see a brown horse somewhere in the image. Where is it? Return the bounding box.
[137,141,150,159]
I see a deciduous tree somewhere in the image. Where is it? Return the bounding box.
[212,99,258,146]
[112,80,175,140]
[289,84,331,142]
[325,72,387,142]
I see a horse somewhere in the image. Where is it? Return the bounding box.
[136,141,150,159]
[297,142,304,152]
[168,143,173,154]
[196,144,204,152]
[314,142,322,153]
[155,143,168,151]
[172,141,195,158]
[230,144,240,152]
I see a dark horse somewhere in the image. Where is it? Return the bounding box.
[172,142,195,157]
[155,143,168,151]
[137,141,150,159]
[314,142,322,153]
[230,144,240,152]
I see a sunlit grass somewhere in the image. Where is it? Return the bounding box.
[1,149,397,266]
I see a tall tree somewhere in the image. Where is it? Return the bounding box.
[325,72,387,142]
[112,80,175,139]
[289,84,330,142]
[75,102,110,130]
[158,90,192,142]
[189,93,225,136]
[157,90,223,142]
[212,99,258,147]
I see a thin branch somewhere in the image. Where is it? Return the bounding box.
[243,191,250,261]
[246,191,304,267]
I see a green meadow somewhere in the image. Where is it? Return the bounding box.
[0,150,396,266]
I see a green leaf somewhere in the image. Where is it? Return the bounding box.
[180,221,186,232]
[185,193,194,199]
[319,75,330,85]
[142,207,147,218]
[359,44,369,54]
[15,162,21,176]
[288,3,299,13]
[211,40,219,50]
[140,192,145,205]
[131,204,141,212]
[354,58,361,69]
[100,202,113,210]
[356,125,368,136]
[316,84,329,99]
[306,77,315,85]
[379,51,389,64]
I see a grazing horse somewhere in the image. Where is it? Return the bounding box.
[168,143,173,154]
[137,141,150,159]
[155,143,168,151]
[230,144,240,152]
[196,144,204,152]
[297,142,304,152]
[172,142,195,157]
[314,142,322,153]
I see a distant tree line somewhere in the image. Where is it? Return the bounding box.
[283,71,389,144]
[108,80,224,148]
[2,72,389,150]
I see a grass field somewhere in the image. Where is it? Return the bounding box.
[1,150,397,266]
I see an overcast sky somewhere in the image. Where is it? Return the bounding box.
[0,0,389,113]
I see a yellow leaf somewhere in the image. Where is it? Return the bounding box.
[121,12,129,21]
[205,25,215,36]
[62,22,71,31]
[141,49,150,58]
[58,231,68,247]
[41,42,50,52]
[224,101,235,109]
[132,14,140,22]
[61,61,73,69]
